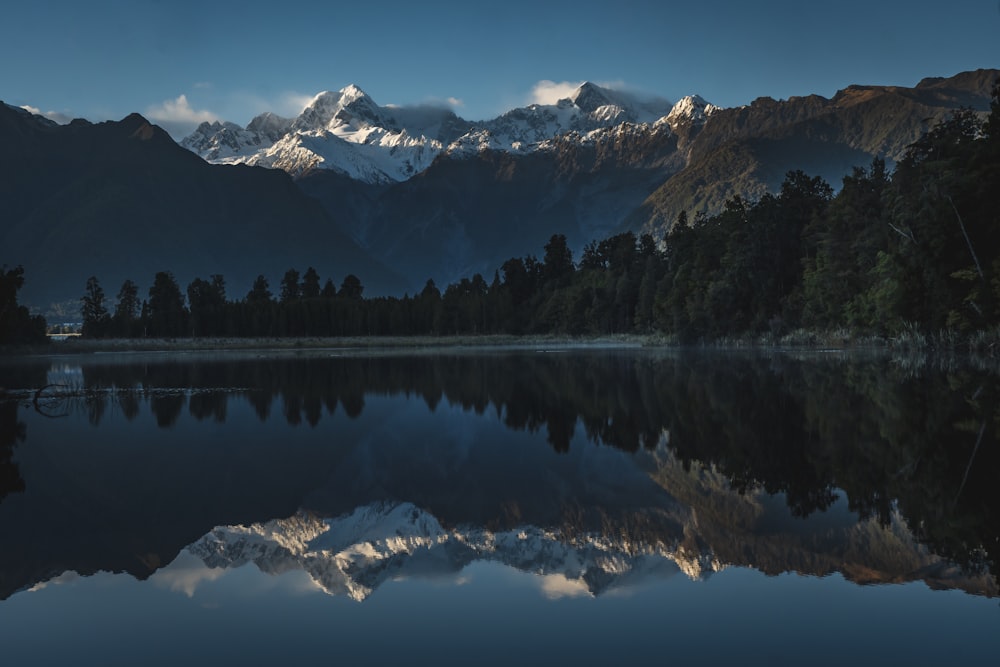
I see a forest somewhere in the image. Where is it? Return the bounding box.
[1,86,998,346]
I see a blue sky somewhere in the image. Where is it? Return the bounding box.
[3,0,998,138]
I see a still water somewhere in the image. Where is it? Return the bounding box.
[0,347,997,665]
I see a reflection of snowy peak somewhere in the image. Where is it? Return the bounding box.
[181,82,703,183]
[187,501,721,601]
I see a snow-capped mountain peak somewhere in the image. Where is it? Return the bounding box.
[180,82,714,182]
[663,95,719,127]
[291,85,385,134]
[180,117,285,162]
[570,81,616,113]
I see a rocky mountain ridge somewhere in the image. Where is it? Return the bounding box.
[181,82,708,183]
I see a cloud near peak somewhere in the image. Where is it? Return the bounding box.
[530,80,585,106]
[19,105,72,124]
[145,94,218,125]
[528,79,642,107]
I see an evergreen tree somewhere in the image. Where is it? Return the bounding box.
[0,266,46,345]
[417,279,442,334]
[339,274,364,300]
[280,268,301,303]
[81,276,110,338]
[246,275,273,304]
[187,275,227,337]
[301,267,321,299]
[146,271,187,337]
[112,279,141,337]
[543,234,574,283]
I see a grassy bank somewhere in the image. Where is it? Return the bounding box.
[4,325,999,358]
[4,333,650,356]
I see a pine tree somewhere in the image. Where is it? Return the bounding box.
[81,276,110,338]
[301,267,321,299]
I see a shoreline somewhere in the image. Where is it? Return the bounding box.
[3,334,651,357]
[2,328,997,361]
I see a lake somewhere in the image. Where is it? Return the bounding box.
[0,347,997,665]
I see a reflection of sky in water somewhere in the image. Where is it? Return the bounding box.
[3,556,998,667]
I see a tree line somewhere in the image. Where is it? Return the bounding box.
[79,268,375,338]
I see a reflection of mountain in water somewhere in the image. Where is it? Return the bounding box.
[189,501,709,601]
[187,442,997,601]
[0,399,27,503]
[1,349,998,600]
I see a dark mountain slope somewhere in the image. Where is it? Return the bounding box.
[360,123,681,289]
[0,106,403,314]
[629,68,999,236]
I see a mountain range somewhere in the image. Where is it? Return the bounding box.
[181,82,686,182]
[2,69,997,314]
[184,68,1000,291]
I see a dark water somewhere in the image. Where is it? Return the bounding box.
[0,347,997,666]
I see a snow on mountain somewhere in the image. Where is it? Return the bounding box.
[661,95,720,129]
[445,82,674,156]
[187,501,722,601]
[181,112,292,162]
[182,86,473,182]
[181,82,705,183]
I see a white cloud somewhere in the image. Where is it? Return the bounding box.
[538,573,593,599]
[27,570,81,592]
[150,550,226,597]
[277,92,315,117]
[145,94,218,125]
[144,94,221,139]
[524,79,672,117]
[530,80,585,106]
[446,97,464,108]
[19,105,72,124]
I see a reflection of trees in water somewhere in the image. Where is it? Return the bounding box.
[189,391,227,423]
[33,351,997,581]
[150,393,185,428]
[661,353,999,581]
[0,399,26,502]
